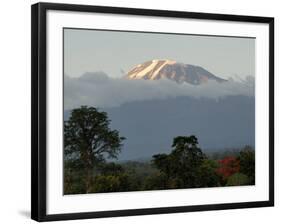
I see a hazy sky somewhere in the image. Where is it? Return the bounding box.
[64,28,255,79]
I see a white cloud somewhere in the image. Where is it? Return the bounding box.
[64,72,254,110]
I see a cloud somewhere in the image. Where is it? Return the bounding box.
[64,72,254,110]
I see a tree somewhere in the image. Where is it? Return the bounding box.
[239,146,255,184]
[198,159,220,187]
[152,135,205,188]
[216,156,240,181]
[64,106,125,193]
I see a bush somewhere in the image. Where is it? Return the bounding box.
[143,172,169,190]
[216,156,240,180]
[91,173,130,193]
[226,173,250,186]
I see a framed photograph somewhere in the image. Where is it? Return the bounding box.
[31,2,274,222]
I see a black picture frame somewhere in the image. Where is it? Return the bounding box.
[31,2,274,222]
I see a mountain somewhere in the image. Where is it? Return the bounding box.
[64,95,255,161]
[103,95,255,160]
[126,59,227,85]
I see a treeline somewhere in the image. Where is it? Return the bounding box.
[64,144,255,194]
[64,106,255,195]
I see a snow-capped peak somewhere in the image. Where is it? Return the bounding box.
[126,59,226,85]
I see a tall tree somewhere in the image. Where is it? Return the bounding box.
[152,135,205,188]
[64,106,125,193]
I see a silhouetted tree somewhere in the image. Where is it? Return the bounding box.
[64,106,125,193]
[152,135,206,188]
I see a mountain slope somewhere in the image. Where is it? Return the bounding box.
[126,59,227,85]
[103,96,255,160]
[64,95,255,160]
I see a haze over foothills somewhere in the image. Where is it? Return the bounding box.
[63,28,255,160]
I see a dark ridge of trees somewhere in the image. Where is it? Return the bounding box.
[64,106,255,194]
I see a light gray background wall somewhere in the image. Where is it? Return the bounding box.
[0,0,280,223]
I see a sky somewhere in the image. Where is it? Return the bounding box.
[64,28,255,79]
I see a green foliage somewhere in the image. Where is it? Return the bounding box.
[226,173,250,186]
[64,106,125,193]
[238,146,255,184]
[198,159,220,187]
[121,161,158,191]
[64,166,85,194]
[152,135,207,188]
[99,162,124,175]
[143,172,169,190]
[91,173,130,193]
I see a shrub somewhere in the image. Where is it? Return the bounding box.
[216,156,240,180]
[226,173,250,186]
[91,173,130,193]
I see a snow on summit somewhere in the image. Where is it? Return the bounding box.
[127,59,175,80]
[126,59,227,85]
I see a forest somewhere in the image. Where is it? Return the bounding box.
[64,106,255,195]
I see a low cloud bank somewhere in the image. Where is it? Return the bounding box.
[64,72,254,110]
